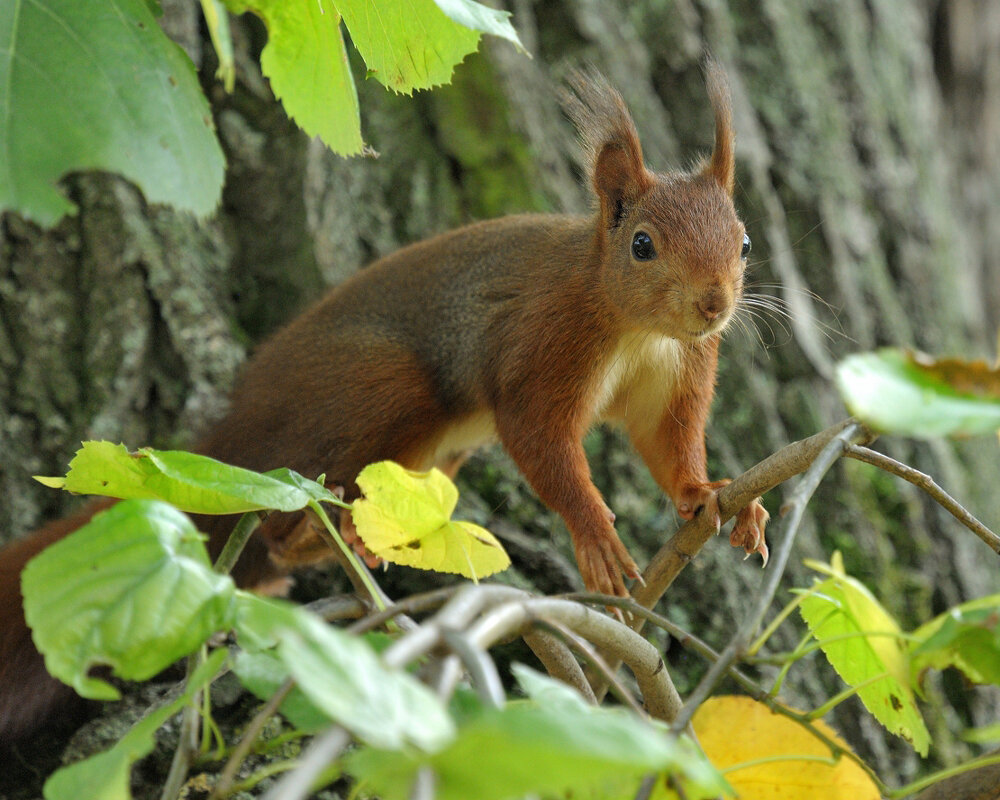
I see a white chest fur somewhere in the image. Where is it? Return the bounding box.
[592,331,685,432]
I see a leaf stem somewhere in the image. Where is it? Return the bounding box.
[889,752,1000,798]
[748,591,807,655]
[308,500,388,612]
[213,511,262,575]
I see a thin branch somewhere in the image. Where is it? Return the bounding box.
[523,629,596,702]
[533,617,645,716]
[844,444,1000,554]
[441,629,505,708]
[633,418,874,615]
[211,677,297,799]
[671,422,864,732]
[566,595,886,792]
[259,726,351,800]
[160,652,203,800]
[347,586,459,635]
[462,594,683,723]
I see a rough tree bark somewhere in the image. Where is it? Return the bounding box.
[2,0,998,794]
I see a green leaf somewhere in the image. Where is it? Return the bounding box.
[799,553,929,754]
[236,600,455,750]
[337,0,480,94]
[0,0,225,225]
[349,665,729,800]
[35,441,334,514]
[42,649,227,800]
[232,649,331,733]
[835,348,1000,437]
[910,594,1000,686]
[225,0,362,154]
[233,591,303,652]
[432,0,526,53]
[22,500,235,700]
[352,461,510,580]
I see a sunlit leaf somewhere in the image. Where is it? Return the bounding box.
[690,696,879,799]
[432,0,526,53]
[42,650,226,800]
[337,0,480,94]
[835,348,1000,437]
[22,501,235,700]
[799,553,929,754]
[352,461,510,580]
[34,441,335,514]
[0,0,224,225]
[225,0,363,154]
[910,593,1000,687]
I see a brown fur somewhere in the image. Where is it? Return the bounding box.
[0,64,768,743]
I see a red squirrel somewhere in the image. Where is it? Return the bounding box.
[0,64,767,744]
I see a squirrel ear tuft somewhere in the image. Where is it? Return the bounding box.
[561,68,652,228]
[703,57,736,195]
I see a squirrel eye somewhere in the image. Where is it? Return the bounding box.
[631,231,655,261]
[741,233,751,259]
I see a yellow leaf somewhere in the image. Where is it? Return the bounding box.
[352,462,511,581]
[691,696,880,799]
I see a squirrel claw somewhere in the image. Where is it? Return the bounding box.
[729,497,770,566]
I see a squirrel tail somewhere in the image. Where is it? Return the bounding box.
[0,500,115,745]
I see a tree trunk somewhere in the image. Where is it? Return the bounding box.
[2,0,998,792]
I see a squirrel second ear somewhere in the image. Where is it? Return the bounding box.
[593,141,650,228]
[702,59,736,196]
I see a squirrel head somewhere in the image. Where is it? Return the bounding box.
[562,61,748,341]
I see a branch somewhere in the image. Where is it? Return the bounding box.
[633,418,873,613]
[670,422,865,731]
[843,444,1000,555]
[463,594,683,723]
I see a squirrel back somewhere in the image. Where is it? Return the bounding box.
[0,63,768,745]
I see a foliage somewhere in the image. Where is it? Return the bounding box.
[0,0,525,225]
[0,0,225,226]
[23,432,1000,800]
[353,461,510,579]
[798,553,929,754]
[836,348,1000,437]
[690,696,880,799]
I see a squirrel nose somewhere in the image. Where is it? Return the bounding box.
[696,294,727,322]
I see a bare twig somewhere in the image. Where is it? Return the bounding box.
[564,594,887,792]
[260,726,350,800]
[671,422,865,732]
[634,419,872,613]
[211,677,297,799]
[844,444,1000,554]
[160,653,202,800]
[524,629,596,702]
[533,617,645,716]
[347,586,460,634]
[441,629,505,707]
[462,594,683,723]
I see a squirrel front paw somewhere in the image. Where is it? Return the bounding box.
[674,480,731,532]
[729,498,770,565]
[573,527,640,599]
